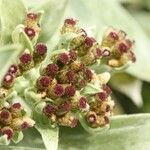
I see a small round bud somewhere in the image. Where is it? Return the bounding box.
[43,104,56,116]
[96,92,107,101]
[24,27,35,39]
[27,13,37,20]
[86,112,97,124]
[69,50,78,61]
[102,49,111,57]
[2,73,14,88]
[37,76,51,91]
[79,97,87,109]
[84,69,93,81]
[65,86,76,97]
[20,53,32,65]
[35,43,47,55]
[8,64,18,76]
[58,53,70,65]
[21,121,29,130]
[0,109,12,124]
[64,18,77,26]
[1,127,13,140]
[46,64,59,77]
[54,84,64,97]
[84,37,96,47]
[12,103,21,109]
[70,118,78,128]
[109,32,119,41]
[66,71,76,83]
[102,85,112,95]
[118,43,128,54]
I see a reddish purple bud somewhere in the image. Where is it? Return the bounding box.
[87,114,96,124]
[8,64,18,75]
[0,110,10,119]
[20,53,32,64]
[21,121,29,130]
[102,85,112,95]
[69,50,78,61]
[102,49,110,57]
[118,43,128,53]
[84,69,93,81]
[66,71,76,83]
[65,86,76,97]
[109,32,119,40]
[58,53,70,65]
[27,13,37,20]
[35,43,47,55]
[2,73,14,88]
[43,104,56,115]
[79,97,87,109]
[46,64,59,77]
[24,27,35,39]
[2,127,13,140]
[84,37,96,47]
[54,84,64,97]
[65,18,76,26]
[12,103,21,109]
[70,118,78,128]
[95,48,102,58]
[78,79,86,88]
[97,92,107,101]
[61,101,71,112]
[37,76,51,90]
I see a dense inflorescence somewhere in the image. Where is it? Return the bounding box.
[0,13,136,141]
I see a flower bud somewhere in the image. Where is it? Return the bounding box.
[8,64,19,76]
[0,109,12,124]
[33,43,47,63]
[2,73,15,88]
[86,111,98,127]
[57,53,70,66]
[45,63,59,77]
[19,53,34,71]
[36,76,51,91]
[24,27,36,40]
[10,103,22,118]
[43,104,56,117]
[65,85,76,97]
[48,84,65,98]
[1,126,13,140]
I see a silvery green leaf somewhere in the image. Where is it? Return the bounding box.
[81,83,101,95]
[0,44,23,83]
[35,126,59,150]
[12,25,34,52]
[59,114,150,150]
[0,135,10,145]
[35,0,68,43]
[110,73,143,107]
[0,0,26,44]
[12,131,24,144]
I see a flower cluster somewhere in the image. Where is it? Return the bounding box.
[0,102,35,140]
[34,18,136,128]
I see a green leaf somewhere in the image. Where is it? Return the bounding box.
[0,44,23,83]
[34,0,68,43]
[12,131,24,144]
[59,114,150,150]
[36,126,59,150]
[81,83,101,95]
[12,25,34,52]
[0,0,26,44]
[110,73,143,107]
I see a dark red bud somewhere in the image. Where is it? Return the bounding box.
[35,43,47,55]
[65,86,76,97]
[1,127,13,140]
[58,53,70,65]
[24,27,35,39]
[79,97,87,109]
[54,84,64,97]
[64,18,77,26]
[12,103,21,109]
[84,37,96,47]
[46,63,59,77]
[8,64,18,75]
[109,32,119,40]
[27,13,37,20]
[20,53,32,64]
